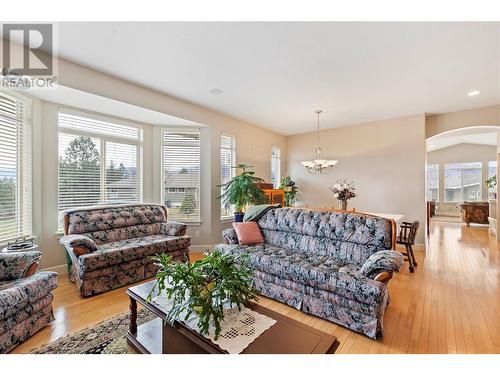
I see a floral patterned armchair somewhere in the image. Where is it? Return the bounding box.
[60,204,190,297]
[215,207,404,339]
[0,251,58,353]
[458,201,489,226]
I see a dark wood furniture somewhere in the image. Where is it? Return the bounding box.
[257,183,285,205]
[126,280,339,354]
[397,221,420,273]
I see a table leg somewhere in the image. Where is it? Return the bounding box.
[129,297,137,334]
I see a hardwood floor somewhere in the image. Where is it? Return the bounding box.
[11,220,500,354]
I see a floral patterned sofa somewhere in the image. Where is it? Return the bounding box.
[0,251,58,353]
[60,204,190,297]
[215,207,404,339]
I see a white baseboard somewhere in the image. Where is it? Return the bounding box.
[41,263,68,275]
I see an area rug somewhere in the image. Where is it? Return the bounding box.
[30,309,154,354]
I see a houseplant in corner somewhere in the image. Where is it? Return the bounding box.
[218,163,268,222]
[147,250,258,339]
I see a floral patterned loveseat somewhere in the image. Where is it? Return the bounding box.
[0,251,57,353]
[215,207,404,339]
[60,204,190,297]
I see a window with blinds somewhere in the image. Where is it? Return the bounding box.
[162,129,201,222]
[271,147,281,188]
[0,92,32,244]
[220,134,236,219]
[58,110,143,220]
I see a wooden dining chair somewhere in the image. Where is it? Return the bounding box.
[396,220,420,273]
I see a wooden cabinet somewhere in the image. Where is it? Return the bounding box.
[257,183,285,205]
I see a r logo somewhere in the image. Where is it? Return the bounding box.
[2,24,53,76]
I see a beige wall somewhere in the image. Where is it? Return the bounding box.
[426,105,500,139]
[27,56,286,270]
[427,143,497,216]
[286,114,427,244]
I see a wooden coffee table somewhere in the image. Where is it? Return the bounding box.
[126,280,339,354]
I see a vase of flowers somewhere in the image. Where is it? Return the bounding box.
[330,180,356,211]
[279,175,299,207]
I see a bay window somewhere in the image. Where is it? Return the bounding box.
[58,110,143,220]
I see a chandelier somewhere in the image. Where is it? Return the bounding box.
[301,110,338,174]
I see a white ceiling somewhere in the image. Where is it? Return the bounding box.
[19,22,500,135]
[427,129,497,151]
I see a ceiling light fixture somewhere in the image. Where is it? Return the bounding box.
[209,88,223,94]
[467,90,480,97]
[301,110,338,175]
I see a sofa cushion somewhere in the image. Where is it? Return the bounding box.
[0,271,58,321]
[81,222,166,245]
[232,222,264,245]
[215,243,387,306]
[258,208,393,249]
[65,204,168,235]
[78,234,191,273]
[0,292,53,336]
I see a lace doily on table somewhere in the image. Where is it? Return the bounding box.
[152,293,276,354]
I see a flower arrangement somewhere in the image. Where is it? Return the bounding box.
[329,180,356,210]
[279,175,299,207]
[147,250,258,340]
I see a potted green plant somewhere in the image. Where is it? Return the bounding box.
[218,163,268,222]
[147,251,258,339]
[279,175,299,207]
[486,175,497,199]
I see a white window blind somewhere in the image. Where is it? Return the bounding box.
[162,129,201,222]
[271,147,281,188]
[0,92,32,244]
[220,134,236,219]
[58,111,143,218]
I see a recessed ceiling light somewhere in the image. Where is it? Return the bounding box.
[468,90,480,96]
[209,88,223,94]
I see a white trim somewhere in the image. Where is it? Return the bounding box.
[41,263,68,275]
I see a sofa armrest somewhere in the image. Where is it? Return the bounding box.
[0,250,41,281]
[162,221,188,236]
[360,250,404,280]
[60,234,98,257]
[222,228,239,244]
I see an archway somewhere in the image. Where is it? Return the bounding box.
[425,125,500,240]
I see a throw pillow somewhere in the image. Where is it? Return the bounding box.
[232,222,264,245]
